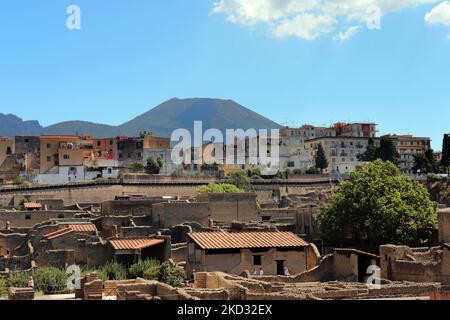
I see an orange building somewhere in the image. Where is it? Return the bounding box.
[383,134,431,172]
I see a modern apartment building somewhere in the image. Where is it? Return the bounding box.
[305,137,379,174]
[383,134,431,172]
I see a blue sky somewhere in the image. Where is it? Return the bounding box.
[0,0,449,149]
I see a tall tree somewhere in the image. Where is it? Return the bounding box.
[357,138,378,162]
[315,143,329,173]
[412,149,438,174]
[441,134,450,173]
[317,160,437,252]
[377,136,400,165]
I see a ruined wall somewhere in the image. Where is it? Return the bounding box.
[0,232,28,256]
[0,210,83,229]
[438,208,450,244]
[380,244,450,285]
[101,199,164,216]
[0,184,198,207]
[197,193,258,224]
[152,202,209,228]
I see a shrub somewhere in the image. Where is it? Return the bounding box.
[34,267,68,294]
[6,272,29,288]
[157,262,186,288]
[196,183,243,195]
[130,163,144,170]
[0,277,7,297]
[143,262,161,281]
[128,259,160,279]
[100,261,127,280]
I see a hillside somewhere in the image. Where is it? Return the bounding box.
[0,98,281,138]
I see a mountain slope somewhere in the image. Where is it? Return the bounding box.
[41,121,118,137]
[118,98,281,136]
[1,98,282,138]
[0,113,43,137]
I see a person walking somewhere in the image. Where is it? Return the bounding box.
[284,267,290,276]
[28,276,34,290]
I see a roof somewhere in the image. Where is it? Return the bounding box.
[43,223,97,240]
[23,202,42,209]
[188,231,309,250]
[44,227,74,240]
[333,248,380,259]
[67,223,97,233]
[109,238,165,250]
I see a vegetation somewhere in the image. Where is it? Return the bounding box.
[5,272,29,288]
[226,171,254,191]
[99,261,127,281]
[201,162,219,172]
[128,259,160,279]
[0,277,7,297]
[34,267,68,294]
[315,143,328,173]
[358,137,400,165]
[305,167,320,174]
[145,157,162,174]
[13,176,27,185]
[143,261,186,288]
[130,163,144,170]
[196,183,244,194]
[317,160,437,252]
[412,149,439,174]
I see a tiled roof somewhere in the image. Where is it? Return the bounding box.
[68,224,97,233]
[43,224,97,240]
[109,238,165,250]
[44,227,73,240]
[24,202,42,209]
[188,231,309,250]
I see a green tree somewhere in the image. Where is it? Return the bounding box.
[196,183,244,195]
[357,138,378,162]
[145,157,161,174]
[412,149,438,174]
[157,262,186,288]
[315,143,328,173]
[377,137,400,165]
[128,259,160,279]
[441,134,450,173]
[226,171,254,191]
[317,160,437,252]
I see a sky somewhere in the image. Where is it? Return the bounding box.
[0,0,449,150]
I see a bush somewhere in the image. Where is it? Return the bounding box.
[100,261,127,280]
[128,259,160,279]
[143,262,161,281]
[196,183,243,195]
[130,163,144,170]
[0,277,7,297]
[6,272,29,288]
[157,262,186,288]
[34,267,68,294]
[13,176,27,185]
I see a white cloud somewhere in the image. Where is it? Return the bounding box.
[425,1,450,27]
[333,26,361,42]
[212,0,440,41]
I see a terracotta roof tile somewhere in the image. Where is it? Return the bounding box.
[67,224,97,233]
[44,227,74,240]
[109,238,165,250]
[188,231,309,250]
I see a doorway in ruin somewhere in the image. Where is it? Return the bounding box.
[276,260,285,276]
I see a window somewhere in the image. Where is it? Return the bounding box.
[47,156,51,162]
[6,147,12,154]
[253,255,262,266]
[63,154,70,160]
[109,140,113,145]
[97,141,101,146]
[25,214,31,220]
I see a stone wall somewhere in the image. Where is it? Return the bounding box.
[380,244,450,285]
[196,193,258,224]
[438,208,450,244]
[0,210,84,229]
[152,202,209,228]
